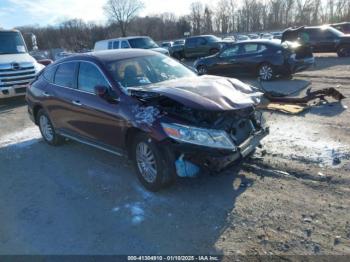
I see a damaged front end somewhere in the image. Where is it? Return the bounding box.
[128,76,269,176]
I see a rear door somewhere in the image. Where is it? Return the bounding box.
[184,38,197,58]
[235,43,267,73]
[196,37,209,57]
[46,61,80,133]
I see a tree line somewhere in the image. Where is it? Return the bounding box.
[17,0,350,51]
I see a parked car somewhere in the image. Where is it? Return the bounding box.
[54,51,73,61]
[330,22,350,34]
[171,35,233,59]
[235,35,250,41]
[26,49,268,191]
[161,41,173,50]
[260,33,273,40]
[282,26,350,57]
[94,36,169,56]
[0,29,45,99]
[193,39,314,81]
[223,36,236,41]
[272,32,282,39]
[169,39,185,59]
[248,34,259,39]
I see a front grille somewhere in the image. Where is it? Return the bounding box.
[0,63,36,91]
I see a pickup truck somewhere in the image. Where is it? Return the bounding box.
[0,29,44,99]
[170,35,234,59]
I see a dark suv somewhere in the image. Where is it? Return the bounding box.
[26,50,268,191]
[282,26,350,57]
[172,35,233,59]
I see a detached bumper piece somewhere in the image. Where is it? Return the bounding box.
[174,128,269,175]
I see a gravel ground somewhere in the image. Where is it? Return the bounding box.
[0,54,349,255]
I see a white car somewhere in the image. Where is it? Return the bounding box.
[94,36,169,56]
[0,29,44,99]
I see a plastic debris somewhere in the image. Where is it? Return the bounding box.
[175,155,200,178]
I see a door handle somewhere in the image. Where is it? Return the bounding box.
[43,91,51,97]
[72,100,82,106]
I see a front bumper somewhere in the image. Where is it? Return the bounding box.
[168,127,269,173]
[288,57,315,73]
[0,84,28,99]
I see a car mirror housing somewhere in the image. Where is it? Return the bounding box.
[94,85,108,98]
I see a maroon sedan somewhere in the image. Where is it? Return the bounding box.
[26,49,268,191]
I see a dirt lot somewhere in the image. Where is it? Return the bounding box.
[0,53,349,255]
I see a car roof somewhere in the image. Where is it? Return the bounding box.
[58,49,160,64]
[96,36,151,42]
[235,39,281,45]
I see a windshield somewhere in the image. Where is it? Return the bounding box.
[206,35,221,42]
[0,31,27,54]
[106,54,196,89]
[327,26,344,37]
[128,37,159,49]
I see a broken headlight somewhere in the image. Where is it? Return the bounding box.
[161,123,236,150]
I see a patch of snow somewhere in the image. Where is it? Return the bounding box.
[0,126,41,148]
[125,202,145,225]
[263,120,350,167]
[132,105,160,126]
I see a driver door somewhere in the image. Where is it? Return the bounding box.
[69,61,123,149]
[212,44,241,76]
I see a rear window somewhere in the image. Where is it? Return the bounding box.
[54,62,77,88]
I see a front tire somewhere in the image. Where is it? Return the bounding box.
[132,134,176,191]
[337,45,350,57]
[37,109,63,146]
[197,65,208,75]
[258,63,274,81]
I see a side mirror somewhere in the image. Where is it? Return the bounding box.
[94,85,108,98]
[94,85,120,103]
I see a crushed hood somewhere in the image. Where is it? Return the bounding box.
[130,76,263,111]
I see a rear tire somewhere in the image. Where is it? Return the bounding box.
[258,63,275,81]
[197,65,208,75]
[37,109,64,146]
[337,45,350,57]
[132,133,176,192]
[209,48,219,55]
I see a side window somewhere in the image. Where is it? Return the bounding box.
[108,41,113,49]
[186,38,197,48]
[43,65,57,83]
[121,41,129,48]
[113,41,120,49]
[54,62,77,88]
[197,38,207,45]
[243,44,259,54]
[220,45,239,57]
[78,62,109,93]
[259,44,267,52]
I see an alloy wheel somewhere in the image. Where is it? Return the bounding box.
[198,66,207,75]
[259,64,273,81]
[39,114,54,142]
[136,142,158,183]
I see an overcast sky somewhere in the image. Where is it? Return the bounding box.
[0,0,216,28]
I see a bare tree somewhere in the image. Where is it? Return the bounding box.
[104,0,144,37]
[190,2,203,35]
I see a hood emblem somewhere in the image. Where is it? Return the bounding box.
[11,63,20,70]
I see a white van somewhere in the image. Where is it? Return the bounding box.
[94,36,169,56]
[0,29,44,99]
